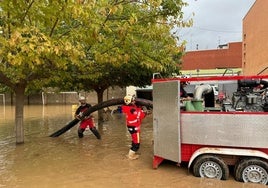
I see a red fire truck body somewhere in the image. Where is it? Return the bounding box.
[152,75,268,185]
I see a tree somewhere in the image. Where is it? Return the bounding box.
[0,1,84,143]
[0,0,192,143]
[57,0,192,120]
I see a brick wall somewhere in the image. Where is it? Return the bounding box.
[243,0,268,75]
[181,42,242,70]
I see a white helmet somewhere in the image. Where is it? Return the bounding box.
[79,96,86,101]
[180,74,190,85]
[181,74,190,79]
[124,95,135,105]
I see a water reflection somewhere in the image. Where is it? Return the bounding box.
[0,105,266,188]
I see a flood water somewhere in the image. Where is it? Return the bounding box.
[0,105,266,188]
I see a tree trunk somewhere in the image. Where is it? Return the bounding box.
[96,89,105,122]
[14,84,26,144]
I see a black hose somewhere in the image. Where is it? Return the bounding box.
[49,98,153,137]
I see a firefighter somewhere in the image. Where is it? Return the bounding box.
[180,75,192,101]
[75,96,101,139]
[180,81,189,98]
[122,95,147,160]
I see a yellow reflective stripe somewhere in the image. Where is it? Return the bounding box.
[137,133,140,143]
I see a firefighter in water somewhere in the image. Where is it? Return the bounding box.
[75,96,101,139]
[122,95,147,160]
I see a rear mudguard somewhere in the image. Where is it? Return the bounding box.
[188,147,268,169]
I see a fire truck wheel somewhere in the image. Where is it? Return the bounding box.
[192,155,229,180]
[234,158,268,185]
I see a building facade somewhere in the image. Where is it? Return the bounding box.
[243,0,268,75]
[181,42,242,75]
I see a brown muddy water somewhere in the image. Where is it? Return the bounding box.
[0,105,266,188]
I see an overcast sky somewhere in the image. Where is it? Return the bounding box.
[177,0,256,51]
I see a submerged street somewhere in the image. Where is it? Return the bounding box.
[0,105,265,188]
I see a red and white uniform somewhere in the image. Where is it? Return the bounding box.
[122,105,146,147]
[75,103,95,129]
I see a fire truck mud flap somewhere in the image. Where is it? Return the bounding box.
[153,156,165,169]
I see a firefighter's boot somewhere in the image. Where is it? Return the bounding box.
[127,149,139,160]
[90,127,101,139]
[78,128,85,138]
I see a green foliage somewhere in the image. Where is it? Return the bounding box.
[0,84,10,93]
[0,0,193,141]
[0,1,85,92]
[61,0,192,93]
[0,0,192,93]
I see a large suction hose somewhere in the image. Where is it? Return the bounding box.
[194,84,213,100]
[49,98,153,137]
[186,84,213,112]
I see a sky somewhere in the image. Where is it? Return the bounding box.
[177,0,256,51]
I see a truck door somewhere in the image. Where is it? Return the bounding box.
[153,80,181,163]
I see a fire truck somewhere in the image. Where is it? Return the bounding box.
[152,75,268,185]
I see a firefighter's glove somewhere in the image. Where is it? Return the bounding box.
[75,115,81,120]
[146,109,152,115]
[142,106,151,115]
[76,112,84,120]
[130,108,136,114]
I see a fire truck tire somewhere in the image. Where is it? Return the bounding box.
[234,158,268,185]
[192,155,229,180]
